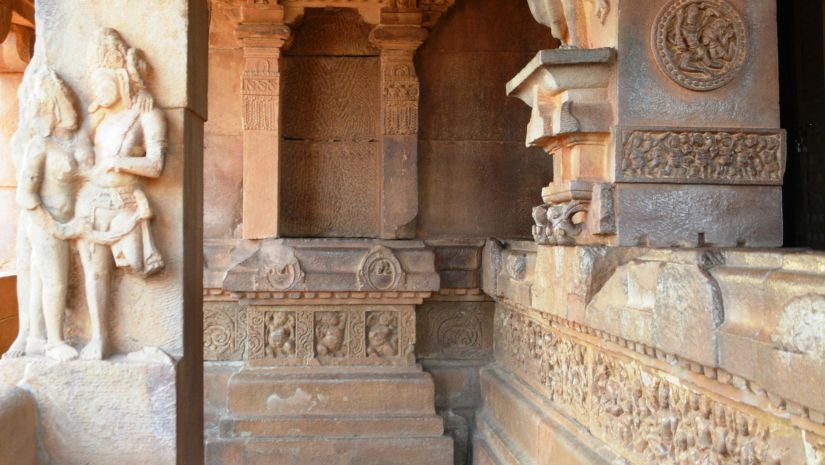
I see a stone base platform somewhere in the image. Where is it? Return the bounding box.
[473,365,616,465]
[206,366,454,465]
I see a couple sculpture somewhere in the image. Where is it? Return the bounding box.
[2,28,167,362]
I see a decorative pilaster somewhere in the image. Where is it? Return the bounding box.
[236,1,291,239]
[371,8,427,239]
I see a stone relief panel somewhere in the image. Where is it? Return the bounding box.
[495,304,814,465]
[247,305,416,366]
[204,303,247,361]
[382,59,419,136]
[532,200,588,245]
[223,241,306,292]
[619,129,785,185]
[417,301,494,360]
[4,28,167,362]
[653,0,747,91]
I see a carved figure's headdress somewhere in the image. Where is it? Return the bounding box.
[93,28,150,106]
[27,65,78,133]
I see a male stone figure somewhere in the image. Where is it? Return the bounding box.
[527,0,610,48]
[75,28,167,360]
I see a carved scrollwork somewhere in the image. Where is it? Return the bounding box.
[653,0,747,91]
[357,246,406,291]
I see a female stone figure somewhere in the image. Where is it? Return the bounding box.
[74,28,167,360]
[527,0,610,48]
[4,65,91,361]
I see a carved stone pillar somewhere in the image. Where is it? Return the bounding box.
[371,11,427,239]
[236,2,290,239]
[510,0,784,248]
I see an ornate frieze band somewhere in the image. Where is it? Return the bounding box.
[247,305,416,366]
[495,304,825,465]
[653,0,747,91]
[619,127,785,185]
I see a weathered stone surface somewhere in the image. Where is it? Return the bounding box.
[281,57,380,141]
[613,184,783,247]
[0,384,36,465]
[280,140,379,237]
[287,8,378,57]
[0,275,16,354]
[1,358,178,465]
[586,255,724,366]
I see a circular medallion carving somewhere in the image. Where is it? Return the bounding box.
[357,246,406,291]
[653,0,747,91]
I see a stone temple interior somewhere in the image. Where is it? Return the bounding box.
[0,1,824,465]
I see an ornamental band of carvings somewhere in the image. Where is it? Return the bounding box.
[653,0,747,91]
[495,305,803,465]
[3,28,167,362]
[620,129,784,184]
[383,61,419,136]
[247,306,415,366]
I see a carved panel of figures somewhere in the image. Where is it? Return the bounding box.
[619,129,785,184]
[495,304,802,465]
[247,306,415,366]
[3,28,167,362]
[653,0,747,91]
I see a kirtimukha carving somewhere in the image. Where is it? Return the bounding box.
[357,246,406,291]
[532,200,587,245]
[620,129,784,184]
[73,28,168,360]
[5,65,92,361]
[772,295,825,359]
[367,311,399,357]
[526,0,610,48]
[653,0,747,91]
[315,311,347,357]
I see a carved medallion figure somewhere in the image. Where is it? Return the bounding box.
[653,0,747,91]
[265,312,296,358]
[526,0,610,48]
[74,28,168,359]
[357,246,406,291]
[3,65,91,361]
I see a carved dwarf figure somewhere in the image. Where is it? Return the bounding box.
[74,28,167,359]
[367,313,398,357]
[526,0,610,48]
[315,312,346,357]
[3,65,91,361]
[265,312,295,358]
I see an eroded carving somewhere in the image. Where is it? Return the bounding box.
[621,129,784,184]
[224,241,305,292]
[653,0,747,91]
[383,61,419,135]
[527,0,610,48]
[367,311,399,357]
[315,311,347,357]
[204,304,247,361]
[357,246,406,291]
[265,311,296,358]
[532,201,588,245]
[772,295,825,358]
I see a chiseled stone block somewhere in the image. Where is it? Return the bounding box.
[0,384,36,465]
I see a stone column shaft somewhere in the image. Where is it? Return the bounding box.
[237,7,290,240]
[372,24,427,239]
